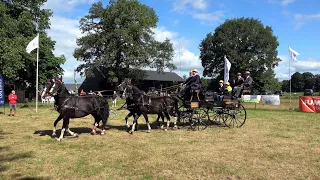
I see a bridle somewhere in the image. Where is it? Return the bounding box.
[48,79,63,96]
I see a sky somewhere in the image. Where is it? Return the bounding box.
[42,0,320,84]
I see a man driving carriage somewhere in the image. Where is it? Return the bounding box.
[178,69,202,99]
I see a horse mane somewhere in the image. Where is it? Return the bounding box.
[59,83,71,96]
[132,85,144,95]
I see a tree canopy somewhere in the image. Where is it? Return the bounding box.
[199,17,281,91]
[282,72,318,92]
[0,0,65,91]
[74,0,175,83]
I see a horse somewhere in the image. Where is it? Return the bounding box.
[119,92,167,131]
[41,77,110,141]
[117,78,180,134]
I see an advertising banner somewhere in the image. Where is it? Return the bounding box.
[299,96,320,113]
[261,95,280,105]
[0,75,4,107]
[241,95,261,103]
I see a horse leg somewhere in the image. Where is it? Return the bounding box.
[91,114,100,135]
[142,113,151,133]
[130,113,140,134]
[164,112,171,131]
[100,106,110,135]
[160,113,165,130]
[57,117,69,141]
[125,111,134,130]
[52,115,62,138]
[156,114,161,129]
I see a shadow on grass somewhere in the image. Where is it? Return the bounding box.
[0,146,33,174]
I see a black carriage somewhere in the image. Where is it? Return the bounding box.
[173,89,247,130]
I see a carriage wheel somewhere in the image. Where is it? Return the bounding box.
[224,103,247,128]
[177,106,192,127]
[206,108,225,127]
[189,108,209,131]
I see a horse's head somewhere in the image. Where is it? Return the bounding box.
[117,78,133,99]
[42,76,64,98]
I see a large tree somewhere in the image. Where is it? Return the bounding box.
[0,0,65,91]
[291,72,304,92]
[199,17,281,91]
[74,0,175,83]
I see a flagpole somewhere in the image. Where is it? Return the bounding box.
[289,46,292,111]
[36,33,39,113]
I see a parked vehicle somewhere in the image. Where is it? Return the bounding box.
[261,90,273,95]
[274,90,283,96]
[304,89,314,96]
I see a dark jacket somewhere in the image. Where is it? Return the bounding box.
[243,76,253,89]
[234,77,244,87]
[190,75,200,86]
[184,76,193,86]
[217,85,225,94]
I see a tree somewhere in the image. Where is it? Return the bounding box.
[0,0,65,91]
[199,17,281,91]
[291,72,304,92]
[200,77,209,89]
[281,80,289,92]
[74,0,175,83]
[302,72,315,89]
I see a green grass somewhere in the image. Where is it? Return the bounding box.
[1,100,320,179]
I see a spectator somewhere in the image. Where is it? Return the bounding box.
[112,91,117,107]
[8,90,17,116]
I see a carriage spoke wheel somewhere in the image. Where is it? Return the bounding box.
[224,103,247,128]
[178,106,192,127]
[189,108,209,131]
[207,108,225,127]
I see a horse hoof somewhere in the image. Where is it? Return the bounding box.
[129,130,133,134]
[52,133,56,138]
[91,131,96,135]
[73,133,78,137]
[164,128,168,131]
[147,130,151,133]
[57,138,62,142]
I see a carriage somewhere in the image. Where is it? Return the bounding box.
[172,88,247,130]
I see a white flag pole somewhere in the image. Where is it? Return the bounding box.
[289,46,292,111]
[36,33,39,113]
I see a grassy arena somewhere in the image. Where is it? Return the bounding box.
[1,100,320,179]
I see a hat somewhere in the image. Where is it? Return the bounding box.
[189,70,193,73]
[219,80,224,83]
[225,82,230,85]
[244,71,250,75]
[237,72,241,75]
[192,69,198,72]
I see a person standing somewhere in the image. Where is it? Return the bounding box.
[112,91,117,107]
[8,90,17,116]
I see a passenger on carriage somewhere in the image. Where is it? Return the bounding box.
[214,80,225,101]
[233,72,244,98]
[224,82,232,96]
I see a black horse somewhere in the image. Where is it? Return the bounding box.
[41,77,110,141]
[117,79,180,134]
[120,91,167,131]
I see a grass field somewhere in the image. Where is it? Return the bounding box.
[1,99,320,180]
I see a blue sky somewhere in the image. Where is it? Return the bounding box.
[43,0,320,83]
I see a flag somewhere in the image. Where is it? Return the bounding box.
[224,55,231,83]
[26,34,39,53]
[289,46,300,62]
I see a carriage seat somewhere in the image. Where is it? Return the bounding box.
[190,90,201,101]
[242,89,251,95]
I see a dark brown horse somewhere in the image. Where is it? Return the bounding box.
[117,79,180,134]
[41,77,110,141]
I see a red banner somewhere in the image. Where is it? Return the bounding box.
[299,96,320,113]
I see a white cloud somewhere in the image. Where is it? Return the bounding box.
[192,11,224,24]
[43,0,97,13]
[172,0,208,12]
[268,0,295,6]
[294,13,320,28]
[275,55,320,80]
[152,26,202,76]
